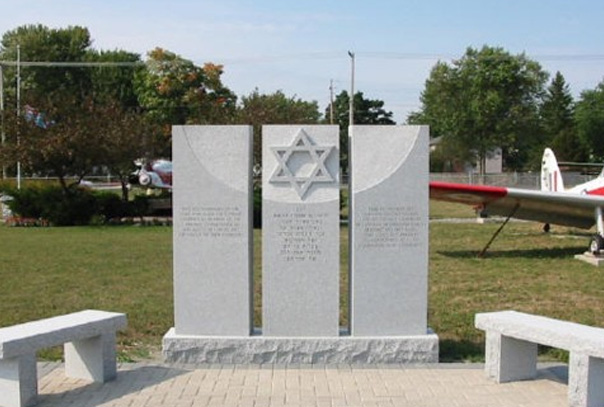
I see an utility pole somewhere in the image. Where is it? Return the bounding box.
[1,63,5,179]
[16,45,21,190]
[329,79,334,125]
[346,51,355,334]
[348,51,355,127]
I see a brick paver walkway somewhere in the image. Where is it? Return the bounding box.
[36,362,568,407]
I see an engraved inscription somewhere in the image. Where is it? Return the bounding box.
[274,210,328,262]
[179,206,243,238]
[356,205,422,249]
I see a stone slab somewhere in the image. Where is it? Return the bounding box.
[475,311,604,359]
[64,332,118,382]
[575,252,604,266]
[262,125,340,337]
[569,353,604,407]
[0,354,37,407]
[0,310,127,359]
[163,328,439,364]
[350,125,430,336]
[484,331,538,383]
[172,125,253,336]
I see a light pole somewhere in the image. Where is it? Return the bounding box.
[16,45,21,190]
[348,51,355,127]
[346,50,355,334]
[1,63,5,179]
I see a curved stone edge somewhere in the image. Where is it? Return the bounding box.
[162,328,439,364]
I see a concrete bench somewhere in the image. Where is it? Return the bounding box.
[475,310,604,407]
[0,310,127,407]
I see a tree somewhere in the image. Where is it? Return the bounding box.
[186,62,238,125]
[236,89,321,165]
[409,46,548,173]
[134,48,237,156]
[540,72,586,162]
[87,49,142,108]
[326,90,395,174]
[134,48,206,126]
[575,81,604,162]
[95,103,151,201]
[0,91,152,201]
[0,25,92,98]
[2,93,104,192]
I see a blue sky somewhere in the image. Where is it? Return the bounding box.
[1,0,604,122]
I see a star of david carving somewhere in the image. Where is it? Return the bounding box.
[269,129,336,199]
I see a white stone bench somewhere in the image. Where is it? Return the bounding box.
[475,310,604,407]
[0,310,127,407]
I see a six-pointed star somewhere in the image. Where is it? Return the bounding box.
[269,129,335,199]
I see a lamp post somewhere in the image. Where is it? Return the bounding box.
[16,45,21,190]
[348,51,355,127]
[1,63,5,179]
[346,50,355,334]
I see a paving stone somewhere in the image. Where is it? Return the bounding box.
[34,362,568,407]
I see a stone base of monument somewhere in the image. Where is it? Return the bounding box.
[162,328,439,364]
[574,252,604,266]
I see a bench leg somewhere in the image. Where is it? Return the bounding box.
[569,353,604,407]
[485,331,538,383]
[64,332,117,383]
[0,354,38,407]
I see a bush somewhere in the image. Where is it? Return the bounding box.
[95,192,130,221]
[6,186,125,226]
[4,187,47,219]
[129,195,150,218]
[253,186,261,228]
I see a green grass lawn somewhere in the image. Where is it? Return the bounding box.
[1,203,602,362]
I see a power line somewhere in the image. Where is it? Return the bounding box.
[358,52,604,61]
[3,51,604,68]
[0,61,143,67]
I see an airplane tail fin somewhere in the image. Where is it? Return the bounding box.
[541,148,565,192]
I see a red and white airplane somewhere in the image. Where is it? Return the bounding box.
[129,159,173,190]
[430,148,604,254]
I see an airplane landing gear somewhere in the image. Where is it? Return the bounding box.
[589,234,604,255]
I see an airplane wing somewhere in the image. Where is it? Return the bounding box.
[429,181,604,229]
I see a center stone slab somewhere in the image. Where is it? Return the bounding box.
[262,125,340,337]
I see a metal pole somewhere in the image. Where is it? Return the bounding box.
[348,51,355,127]
[346,51,355,335]
[1,63,5,179]
[329,79,334,125]
[16,45,21,190]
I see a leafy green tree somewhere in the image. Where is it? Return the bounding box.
[95,103,151,201]
[0,25,92,98]
[409,46,547,173]
[2,93,104,191]
[540,72,586,162]
[0,91,152,200]
[575,81,604,162]
[236,89,321,165]
[326,90,395,174]
[87,49,142,108]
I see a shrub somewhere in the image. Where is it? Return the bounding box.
[4,187,46,219]
[95,192,130,221]
[41,187,97,226]
[253,186,261,228]
[5,186,160,226]
[7,186,97,226]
